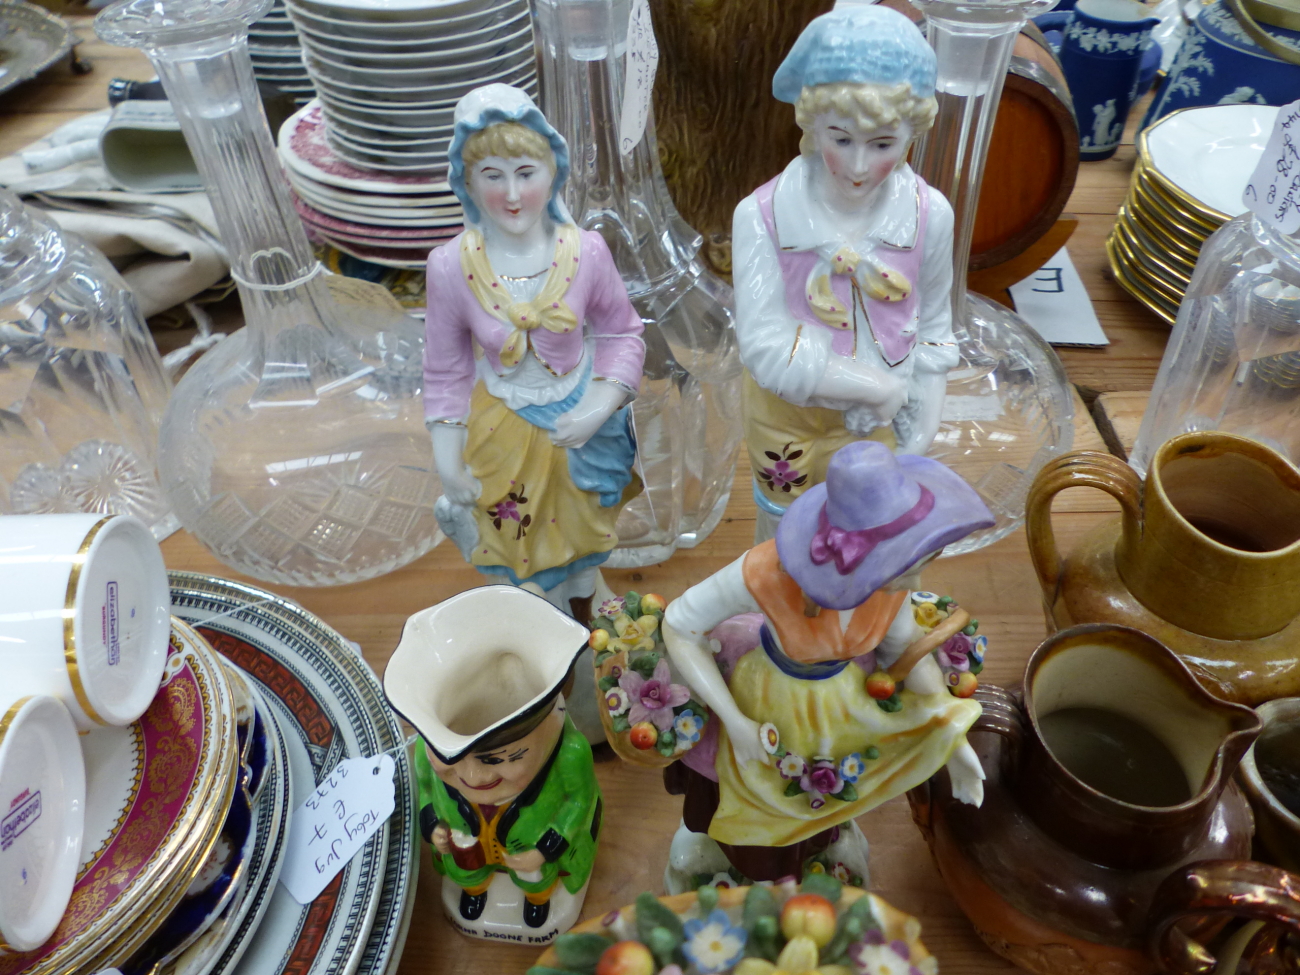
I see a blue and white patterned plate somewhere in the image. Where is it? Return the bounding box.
[168,573,417,975]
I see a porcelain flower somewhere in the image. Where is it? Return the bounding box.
[910,591,939,604]
[682,909,746,973]
[618,658,690,730]
[597,597,625,618]
[913,601,942,628]
[605,686,630,717]
[800,759,844,801]
[779,753,808,780]
[612,612,659,653]
[673,709,704,747]
[838,753,867,784]
[760,722,782,755]
[972,634,988,663]
[735,934,853,975]
[935,633,972,672]
[849,932,925,975]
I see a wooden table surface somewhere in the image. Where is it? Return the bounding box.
[2,24,1168,975]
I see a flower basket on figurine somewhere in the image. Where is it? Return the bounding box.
[861,591,987,711]
[592,592,710,768]
[529,873,937,975]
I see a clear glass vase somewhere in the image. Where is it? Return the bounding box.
[531,0,744,567]
[0,189,177,537]
[96,0,441,586]
[1132,214,1300,475]
[910,0,1076,555]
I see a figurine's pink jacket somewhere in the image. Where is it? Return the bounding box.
[423,227,645,421]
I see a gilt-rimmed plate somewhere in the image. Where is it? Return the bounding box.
[169,574,417,975]
[167,680,292,975]
[0,622,237,975]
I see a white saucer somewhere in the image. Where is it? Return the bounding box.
[279,101,452,192]
[1145,104,1279,218]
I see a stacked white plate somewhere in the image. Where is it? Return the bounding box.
[283,0,535,173]
[249,0,314,107]
[279,101,462,270]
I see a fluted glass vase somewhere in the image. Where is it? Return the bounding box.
[532,0,744,567]
[911,0,1076,555]
[95,0,441,586]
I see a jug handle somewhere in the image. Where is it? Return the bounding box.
[1025,451,1143,598]
[971,683,1024,750]
[1149,860,1300,975]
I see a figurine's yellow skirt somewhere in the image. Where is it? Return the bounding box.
[742,372,895,508]
[464,382,635,586]
[710,645,981,848]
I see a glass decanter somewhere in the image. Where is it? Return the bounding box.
[910,0,1076,555]
[96,0,440,586]
[1132,214,1300,475]
[0,190,176,537]
[532,0,744,566]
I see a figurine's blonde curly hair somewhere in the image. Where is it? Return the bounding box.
[461,122,555,185]
[794,81,937,156]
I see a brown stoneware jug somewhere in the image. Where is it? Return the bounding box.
[910,624,1261,975]
[1026,431,1300,705]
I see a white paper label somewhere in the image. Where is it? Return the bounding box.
[279,755,396,905]
[1243,99,1300,236]
[1007,246,1109,347]
[618,0,659,157]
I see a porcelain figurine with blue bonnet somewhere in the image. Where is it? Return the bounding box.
[661,442,993,891]
[384,586,601,943]
[424,84,646,622]
[733,5,958,542]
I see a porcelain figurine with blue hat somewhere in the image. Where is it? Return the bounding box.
[733,3,960,544]
[660,442,994,891]
[424,83,646,623]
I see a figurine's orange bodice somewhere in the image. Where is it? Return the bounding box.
[741,540,907,664]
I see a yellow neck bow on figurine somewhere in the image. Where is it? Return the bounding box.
[460,226,582,369]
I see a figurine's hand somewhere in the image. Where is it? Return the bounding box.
[550,381,626,449]
[441,468,483,506]
[431,823,452,856]
[726,714,769,770]
[503,848,547,874]
[946,740,986,808]
[816,358,907,422]
[430,425,482,505]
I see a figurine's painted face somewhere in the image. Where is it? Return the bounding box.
[812,112,913,204]
[469,154,552,237]
[427,704,563,806]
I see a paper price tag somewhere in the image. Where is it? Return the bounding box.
[1243,100,1300,236]
[279,755,396,905]
[618,0,659,157]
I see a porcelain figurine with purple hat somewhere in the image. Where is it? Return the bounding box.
[733,3,959,544]
[660,441,993,890]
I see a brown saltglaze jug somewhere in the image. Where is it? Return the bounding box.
[1026,431,1300,705]
[910,624,1261,975]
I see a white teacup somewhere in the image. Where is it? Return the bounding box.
[0,693,85,952]
[0,514,170,730]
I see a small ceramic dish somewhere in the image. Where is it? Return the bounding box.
[309,59,534,104]
[290,0,498,24]
[279,102,452,192]
[289,0,524,48]
[0,695,84,953]
[292,193,458,239]
[291,189,461,226]
[302,32,532,88]
[322,107,454,141]
[326,122,450,153]
[1141,103,1278,222]
[297,8,527,63]
[285,169,457,208]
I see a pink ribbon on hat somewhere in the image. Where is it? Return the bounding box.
[810,485,935,575]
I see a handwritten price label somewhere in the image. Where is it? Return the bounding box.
[618,0,659,157]
[279,755,396,905]
[1243,99,1300,236]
